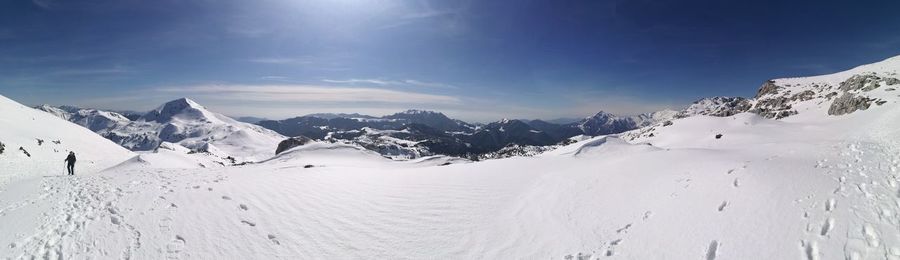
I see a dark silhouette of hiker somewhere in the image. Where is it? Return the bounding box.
[64,151,76,175]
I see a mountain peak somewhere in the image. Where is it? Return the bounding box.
[588,111,615,118]
[141,98,210,123]
[165,97,201,108]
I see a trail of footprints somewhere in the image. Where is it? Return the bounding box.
[564,163,749,259]
[218,193,280,246]
[798,142,900,259]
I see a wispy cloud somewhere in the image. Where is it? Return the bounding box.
[259,76,289,81]
[31,0,53,9]
[155,84,461,104]
[247,57,311,64]
[321,78,457,89]
[51,67,132,77]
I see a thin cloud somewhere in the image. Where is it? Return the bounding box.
[51,67,132,77]
[32,0,52,9]
[322,78,392,85]
[247,58,312,64]
[155,84,461,105]
[321,78,457,89]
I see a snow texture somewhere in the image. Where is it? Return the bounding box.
[2,55,900,259]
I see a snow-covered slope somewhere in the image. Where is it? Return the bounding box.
[4,101,899,259]
[39,98,285,163]
[749,56,900,119]
[0,95,134,184]
[34,105,132,132]
[3,55,900,259]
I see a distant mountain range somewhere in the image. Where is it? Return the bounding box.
[39,54,898,162]
[36,95,763,160]
[255,109,686,159]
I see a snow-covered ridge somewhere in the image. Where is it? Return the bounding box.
[0,95,134,184]
[37,98,285,163]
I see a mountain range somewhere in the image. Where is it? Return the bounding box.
[36,98,284,163]
[32,55,900,162]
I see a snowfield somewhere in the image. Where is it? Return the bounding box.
[3,56,900,259]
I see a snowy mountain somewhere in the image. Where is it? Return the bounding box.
[573,110,677,136]
[0,95,134,185]
[34,104,132,132]
[3,55,900,259]
[382,109,476,132]
[258,109,677,160]
[38,98,285,163]
[748,57,900,119]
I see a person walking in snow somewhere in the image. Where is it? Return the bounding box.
[64,151,76,175]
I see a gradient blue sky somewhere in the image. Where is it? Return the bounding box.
[2,0,900,122]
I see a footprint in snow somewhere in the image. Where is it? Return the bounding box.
[241,220,256,227]
[239,204,248,211]
[717,201,728,212]
[616,224,632,234]
[222,196,231,200]
[820,218,834,236]
[706,240,719,260]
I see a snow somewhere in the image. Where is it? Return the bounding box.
[6,105,900,258]
[3,55,900,259]
[0,95,134,186]
[38,98,286,163]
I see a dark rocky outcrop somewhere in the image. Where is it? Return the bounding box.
[828,93,874,115]
[750,82,822,119]
[755,80,780,98]
[676,97,752,118]
[839,74,882,92]
[275,136,313,155]
[885,77,900,86]
[0,141,5,154]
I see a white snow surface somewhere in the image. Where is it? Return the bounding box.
[3,55,900,259]
[0,95,134,186]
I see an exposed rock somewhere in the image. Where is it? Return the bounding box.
[18,147,30,157]
[885,77,900,86]
[0,141,5,154]
[662,121,673,127]
[275,136,314,155]
[751,88,820,119]
[477,144,558,160]
[792,90,816,102]
[755,80,780,98]
[825,92,839,99]
[774,110,798,119]
[839,74,882,92]
[876,100,888,106]
[715,134,723,139]
[677,97,751,118]
[886,88,896,91]
[828,93,873,115]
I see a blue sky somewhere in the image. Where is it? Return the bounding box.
[2,0,900,122]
